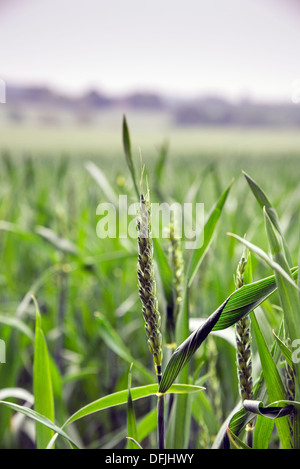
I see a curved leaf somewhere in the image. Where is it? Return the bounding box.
[0,387,34,403]
[159,296,231,393]
[227,232,299,292]
[0,314,34,340]
[0,401,79,448]
[213,268,298,331]
[86,161,118,206]
[243,400,295,419]
[64,383,204,427]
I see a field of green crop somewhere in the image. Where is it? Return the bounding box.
[1,119,300,450]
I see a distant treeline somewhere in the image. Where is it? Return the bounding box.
[4,84,300,127]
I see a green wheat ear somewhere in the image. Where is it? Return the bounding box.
[235,251,253,402]
[137,192,163,380]
[234,249,255,445]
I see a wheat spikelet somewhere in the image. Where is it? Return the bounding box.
[234,251,254,443]
[235,252,253,402]
[137,192,163,378]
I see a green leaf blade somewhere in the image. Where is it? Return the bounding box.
[32,297,55,449]
[159,296,231,394]
[0,401,78,448]
[64,383,204,427]
[122,115,139,199]
[188,180,233,288]
[251,313,292,449]
[126,364,139,449]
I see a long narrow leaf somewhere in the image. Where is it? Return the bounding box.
[0,314,34,340]
[122,116,140,199]
[126,364,139,449]
[251,312,292,449]
[32,296,55,449]
[272,330,293,369]
[160,269,298,394]
[213,268,297,331]
[227,232,299,292]
[0,401,78,448]
[264,208,300,355]
[242,170,292,265]
[64,383,204,427]
[86,161,118,206]
[159,296,231,393]
[253,415,275,449]
[264,208,300,448]
[95,312,154,384]
[226,426,251,449]
[188,180,233,288]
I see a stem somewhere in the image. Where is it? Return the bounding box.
[293,409,300,449]
[293,386,300,448]
[157,373,165,450]
[246,422,254,448]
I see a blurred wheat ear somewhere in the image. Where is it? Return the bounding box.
[166,218,184,349]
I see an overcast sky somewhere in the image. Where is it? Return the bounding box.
[0,0,300,101]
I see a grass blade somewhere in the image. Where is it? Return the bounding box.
[227,232,299,292]
[213,269,297,331]
[126,437,143,449]
[253,415,275,449]
[126,364,139,449]
[251,312,292,449]
[264,208,300,348]
[272,330,293,369]
[160,268,298,395]
[0,401,78,448]
[35,226,78,256]
[226,426,251,449]
[122,115,140,199]
[188,180,233,288]
[64,383,204,427]
[0,314,34,341]
[32,296,55,449]
[86,161,118,206]
[0,388,34,403]
[95,312,154,384]
[159,296,231,394]
[242,170,282,234]
[264,207,300,447]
